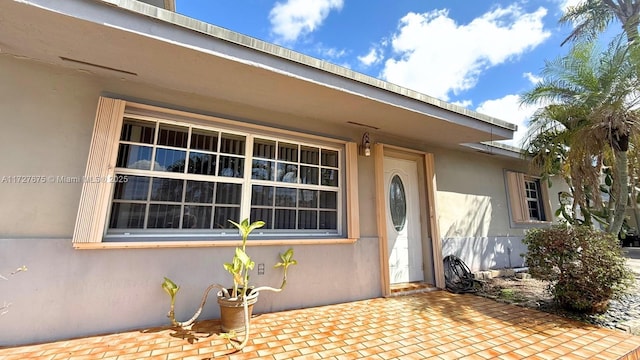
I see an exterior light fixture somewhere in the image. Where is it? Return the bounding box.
[361,132,372,157]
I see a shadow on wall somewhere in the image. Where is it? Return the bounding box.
[440,194,525,271]
[442,236,526,272]
[442,193,492,240]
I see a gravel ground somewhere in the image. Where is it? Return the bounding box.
[473,253,640,335]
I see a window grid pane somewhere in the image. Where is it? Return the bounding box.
[184,205,212,229]
[220,133,246,155]
[109,203,146,229]
[154,148,187,172]
[188,152,216,175]
[252,160,275,180]
[190,130,218,152]
[120,119,155,143]
[147,204,182,228]
[218,156,244,178]
[158,124,189,148]
[116,144,153,170]
[300,146,319,165]
[214,207,241,229]
[253,139,276,159]
[250,208,273,229]
[278,142,298,162]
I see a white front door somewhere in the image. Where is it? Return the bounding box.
[384,157,424,284]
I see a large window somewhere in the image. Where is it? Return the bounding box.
[108,118,342,238]
[505,170,551,225]
[72,97,358,247]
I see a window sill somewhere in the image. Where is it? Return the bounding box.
[511,220,552,229]
[73,238,358,249]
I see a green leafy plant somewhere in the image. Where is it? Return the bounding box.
[162,218,296,350]
[523,224,633,313]
[496,288,527,303]
[161,277,179,322]
[224,219,263,299]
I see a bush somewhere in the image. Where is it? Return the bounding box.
[523,225,633,313]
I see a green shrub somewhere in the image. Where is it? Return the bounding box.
[523,225,633,313]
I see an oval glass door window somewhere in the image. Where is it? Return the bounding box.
[389,175,407,231]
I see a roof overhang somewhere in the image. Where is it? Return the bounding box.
[2,0,517,147]
[462,142,525,159]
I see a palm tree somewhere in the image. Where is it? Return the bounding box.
[626,134,640,228]
[522,39,640,234]
[560,0,640,45]
[523,105,601,224]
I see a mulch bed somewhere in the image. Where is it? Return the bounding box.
[473,276,640,335]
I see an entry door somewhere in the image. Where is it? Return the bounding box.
[384,157,424,284]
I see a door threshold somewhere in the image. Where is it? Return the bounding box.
[389,282,438,297]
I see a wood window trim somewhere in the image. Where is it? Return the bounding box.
[72,97,125,245]
[72,96,360,248]
[73,237,357,249]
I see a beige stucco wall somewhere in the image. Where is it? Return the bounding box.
[1,61,96,237]
[0,55,383,346]
[431,148,568,270]
[434,149,526,238]
[0,53,560,345]
[0,53,546,244]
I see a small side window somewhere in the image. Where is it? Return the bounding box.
[505,171,551,224]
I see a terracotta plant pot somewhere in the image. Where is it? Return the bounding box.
[217,290,259,333]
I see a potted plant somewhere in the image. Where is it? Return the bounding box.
[162,219,296,350]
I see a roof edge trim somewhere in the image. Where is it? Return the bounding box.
[462,141,525,159]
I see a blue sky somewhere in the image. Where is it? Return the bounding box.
[174,0,596,146]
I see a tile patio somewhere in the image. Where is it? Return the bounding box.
[1,291,639,359]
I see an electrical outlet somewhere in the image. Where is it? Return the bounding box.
[258,263,265,275]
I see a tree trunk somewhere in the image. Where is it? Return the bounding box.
[608,149,629,235]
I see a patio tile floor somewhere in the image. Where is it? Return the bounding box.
[1,291,639,359]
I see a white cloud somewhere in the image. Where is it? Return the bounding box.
[269,0,343,43]
[313,44,347,59]
[558,0,582,13]
[451,99,473,108]
[476,94,538,147]
[357,47,382,67]
[322,48,346,58]
[381,5,551,101]
[524,71,542,84]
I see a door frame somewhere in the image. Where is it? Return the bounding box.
[374,143,445,296]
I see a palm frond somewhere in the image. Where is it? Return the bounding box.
[560,0,615,45]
